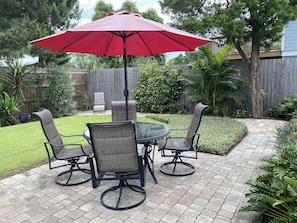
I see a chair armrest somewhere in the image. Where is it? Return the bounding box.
[166,132,199,140]
[87,153,94,160]
[138,146,146,157]
[60,133,83,138]
[45,142,88,155]
[46,141,82,147]
[170,127,189,131]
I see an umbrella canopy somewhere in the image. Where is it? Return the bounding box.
[30,11,210,119]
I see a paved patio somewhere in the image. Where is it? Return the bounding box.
[0,118,285,223]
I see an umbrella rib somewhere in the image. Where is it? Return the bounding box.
[137,33,154,55]
[58,31,94,52]
[159,31,195,51]
[110,31,139,39]
[104,32,116,56]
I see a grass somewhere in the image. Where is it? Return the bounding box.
[0,114,247,180]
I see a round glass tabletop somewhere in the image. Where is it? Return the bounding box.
[83,122,169,144]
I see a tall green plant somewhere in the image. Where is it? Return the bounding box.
[0,92,20,126]
[182,45,247,116]
[45,66,77,118]
[31,71,47,112]
[133,63,184,113]
[0,60,34,104]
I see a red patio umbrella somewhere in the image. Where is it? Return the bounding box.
[30,11,210,119]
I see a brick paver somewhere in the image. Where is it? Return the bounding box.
[0,118,285,223]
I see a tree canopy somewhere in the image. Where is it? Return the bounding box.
[160,0,297,117]
[85,0,165,68]
[0,0,81,65]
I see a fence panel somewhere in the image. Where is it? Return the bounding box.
[20,57,297,114]
[231,58,297,112]
[21,69,87,113]
[87,67,140,110]
[87,65,193,110]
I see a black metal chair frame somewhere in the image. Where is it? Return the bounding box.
[33,109,92,186]
[159,131,200,176]
[43,140,91,186]
[158,103,208,176]
[87,121,146,211]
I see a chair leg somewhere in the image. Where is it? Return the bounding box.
[160,154,196,176]
[100,179,146,210]
[55,160,91,186]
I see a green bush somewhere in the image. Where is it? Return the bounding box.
[240,120,297,223]
[45,66,77,117]
[268,95,297,120]
[32,71,47,112]
[0,92,20,126]
[133,63,184,113]
[81,91,90,111]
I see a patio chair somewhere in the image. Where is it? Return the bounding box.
[87,121,146,210]
[111,100,137,121]
[33,109,93,186]
[158,102,208,176]
[93,92,105,113]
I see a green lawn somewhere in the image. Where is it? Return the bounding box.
[0,114,247,180]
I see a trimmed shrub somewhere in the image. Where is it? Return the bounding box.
[133,63,184,113]
[45,66,77,117]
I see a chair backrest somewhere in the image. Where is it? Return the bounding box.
[87,121,139,173]
[111,100,137,121]
[94,92,105,105]
[185,103,208,146]
[33,109,64,155]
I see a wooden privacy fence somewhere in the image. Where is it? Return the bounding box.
[231,58,297,112]
[22,58,297,113]
[87,67,140,110]
[21,69,88,113]
[87,64,192,110]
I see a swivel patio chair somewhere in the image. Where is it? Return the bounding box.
[93,92,105,113]
[33,109,93,186]
[111,100,137,121]
[87,121,146,210]
[158,102,208,176]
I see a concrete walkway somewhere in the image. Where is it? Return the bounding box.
[0,118,285,223]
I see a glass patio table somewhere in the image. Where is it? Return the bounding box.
[83,122,170,184]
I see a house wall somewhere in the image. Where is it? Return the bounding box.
[282,20,297,57]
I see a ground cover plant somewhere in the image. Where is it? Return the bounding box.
[0,114,247,179]
[148,114,248,155]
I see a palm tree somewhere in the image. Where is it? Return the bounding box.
[182,45,247,116]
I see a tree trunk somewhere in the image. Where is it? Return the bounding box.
[250,40,263,118]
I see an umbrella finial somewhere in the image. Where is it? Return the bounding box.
[109,11,143,17]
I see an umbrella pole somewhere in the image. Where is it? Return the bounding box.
[123,37,129,120]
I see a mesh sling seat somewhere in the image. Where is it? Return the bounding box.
[158,103,208,176]
[33,109,93,186]
[111,100,137,121]
[87,121,146,210]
